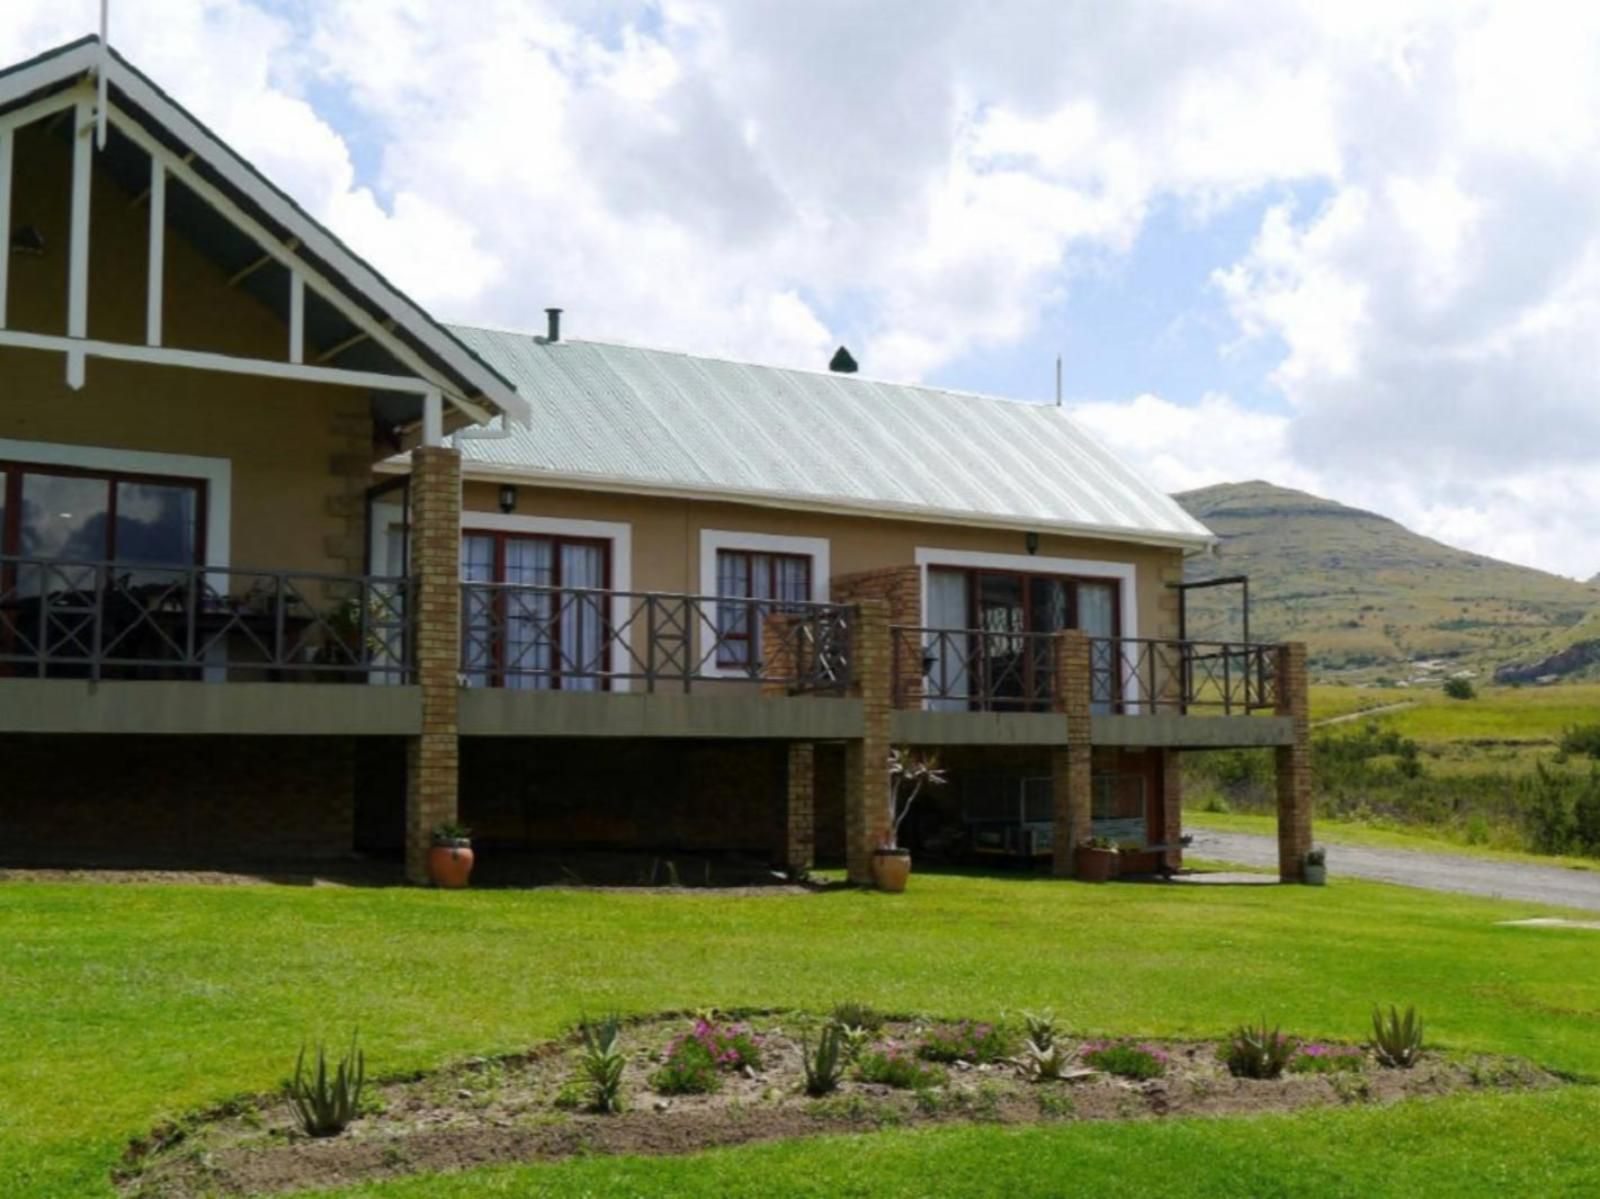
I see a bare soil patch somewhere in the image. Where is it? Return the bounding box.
[118,1012,1562,1198]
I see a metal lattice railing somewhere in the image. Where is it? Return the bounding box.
[1092,637,1280,714]
[0,556,412,682]
[891,626,1059,711]
[459,583,853,694]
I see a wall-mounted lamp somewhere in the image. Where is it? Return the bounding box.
[497,484,518,514]
[1024,531,1040,556]
[920,643,939,678]
[8,226,45,256]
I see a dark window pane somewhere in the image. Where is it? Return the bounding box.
[19,473,110,560]
[114,481,198,566]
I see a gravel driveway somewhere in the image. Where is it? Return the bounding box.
[1187,826,1600,913]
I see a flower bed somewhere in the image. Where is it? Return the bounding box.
[118,1012,1563,1199]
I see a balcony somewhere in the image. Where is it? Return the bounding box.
[455,583,860,739]
[0,556,412,682]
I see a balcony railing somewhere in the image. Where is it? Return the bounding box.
[0,556,412,683]
[894,625,1281,716]
[459,583,853,694]
[1092,637,1279,715]
[893,625,1060,711]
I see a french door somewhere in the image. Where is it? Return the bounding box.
[461,530,609,690]
[926,567,1119,711]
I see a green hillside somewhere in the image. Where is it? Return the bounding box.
[1173,480,1600,680]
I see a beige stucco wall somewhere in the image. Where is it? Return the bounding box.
[462,480,1187,639]
[0,119,373,575]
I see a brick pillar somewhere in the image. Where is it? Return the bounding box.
[1274,642,1312,882]
[1051,630,1093,877]
[1160,749,1183,871]
[761,610,798,697]
[781,742,816,874]
[405,445,462,884]
[846,598,892,884]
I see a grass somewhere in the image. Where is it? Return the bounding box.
[5,875,1600,1197]
[1314,683,1600,744]
[1186,808,1600,874]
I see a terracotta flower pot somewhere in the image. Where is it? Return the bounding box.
[1074,846,1118,883]
[871,848,912,892]
[428,841,475,889]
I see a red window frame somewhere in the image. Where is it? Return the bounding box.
[0,460,209,565]
[460,529,612,689]
[714,548,813,668]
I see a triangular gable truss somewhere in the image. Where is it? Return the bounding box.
[0,37,529,441]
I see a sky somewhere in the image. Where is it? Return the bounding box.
[7,1,1600,578]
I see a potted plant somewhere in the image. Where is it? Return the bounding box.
[1303,846,1327,886]
[429,822,475,888]
[1075,836,1119,883]
[873,747,946,892]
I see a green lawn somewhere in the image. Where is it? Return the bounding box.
[1313,683,1600,743]
[1188,809,1600,874]
[6,875,1600,1198]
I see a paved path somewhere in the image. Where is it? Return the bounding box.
[1187,826,1600,913]
[1311,701,1416,729]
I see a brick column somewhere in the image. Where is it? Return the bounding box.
[761,610,798,697]
[780,742,816,874]
[405,445,462,884]
[1274,642,1312,882]
[1051,630,1093,877]
[1160,749,1183,871]
[845,598,892,884]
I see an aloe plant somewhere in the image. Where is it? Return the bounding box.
[1371,1005,1424,1068]
[289,1034,365,1137]
[580,1013,627,1113]
[801,1024,845,1096]
[1225,1018,1296,1079]
[1024,1038,1073,1081]
[1022,1009,1059,1052]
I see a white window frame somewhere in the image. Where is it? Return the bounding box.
[698,529,830,680]
[0,437,231,568]
[460,511,633,692]
[912,547,1141,707]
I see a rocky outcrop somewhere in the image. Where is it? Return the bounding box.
[1494,639,1600,684]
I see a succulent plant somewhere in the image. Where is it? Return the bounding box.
[1225,1019,1296,1079]
[1371,1005,1425,1069]
[580,1013,627,1113]
[289,1034,365,1137]
[801,1024,845,1096]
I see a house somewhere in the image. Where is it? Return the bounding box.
[0,36,1313,885]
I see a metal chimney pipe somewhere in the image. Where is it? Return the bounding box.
[545,307,563,343]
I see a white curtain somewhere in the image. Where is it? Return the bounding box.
[1078,581,1117,713]
[926,569,970,711]
[559,542,605,691]
[503,537,554,690]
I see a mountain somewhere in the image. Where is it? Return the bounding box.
[1172,481,1600,679]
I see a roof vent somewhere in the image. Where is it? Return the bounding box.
[544,307,563,343]
[829,346,858,373]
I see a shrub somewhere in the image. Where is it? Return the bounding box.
[289,1034,366,1137]
[579,1013,626,1114]
[830,1001,885,1032]
[1288,1044,1366,1075]
[651,1033,721,1094]
[917,1020,1013,1064]
[1023,1039,1074,1082]
[1443,677,1476,700]
[801,1025,845,1097]
[1081,1040,1168,1080]
[1225,1020,1296,1080]
[1371,1005,1424,1069]
[856,1045,948,1090]
[1558,723,1600,760]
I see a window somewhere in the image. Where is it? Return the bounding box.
[715,549,812,667]
[1091,773,1147,843]
[460,530,610,690]
[1,462,205,569]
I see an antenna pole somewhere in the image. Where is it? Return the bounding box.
[96,0,110,150]
[1054,353,1062,406]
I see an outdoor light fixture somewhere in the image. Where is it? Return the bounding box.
[8,225,45,255]
[1024,531,1040,555]
[498,484,518,513]
[921,643,939,677]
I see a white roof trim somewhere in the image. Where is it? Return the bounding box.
[0,37,529,426]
